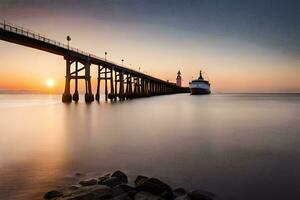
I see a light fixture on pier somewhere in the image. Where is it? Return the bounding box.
[105,51,107,61]
[66,35,71,49]
[121,59,124,66]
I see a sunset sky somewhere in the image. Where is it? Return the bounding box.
[0,0,299,93]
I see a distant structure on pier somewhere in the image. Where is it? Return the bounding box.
[176,70,182,87]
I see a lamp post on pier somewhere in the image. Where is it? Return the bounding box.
[66,36,71,50]
[105,51,107,61]
[121,59,124,66]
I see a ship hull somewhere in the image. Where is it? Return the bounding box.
[190,88,211,95]
[189,75,211,95]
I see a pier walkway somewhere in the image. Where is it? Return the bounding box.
[0,20,189,102]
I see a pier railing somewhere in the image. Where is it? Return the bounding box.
[0,19,141,73]
[0,19,189,103]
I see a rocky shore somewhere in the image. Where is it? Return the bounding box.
[44,170,215,200]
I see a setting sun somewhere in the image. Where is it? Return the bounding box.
[46,79,55,88]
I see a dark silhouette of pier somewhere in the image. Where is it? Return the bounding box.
[0,20,189,102]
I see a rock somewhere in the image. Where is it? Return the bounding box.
[44,190,63,199]
[173,188,187,198]
[134,175,149,186]
[75,173,82,177]
[102,177,124,188]
[113,193,132,200]
[135,191,164,200]
[112,184,135,196]
[187,190,215,200]
[43,172,216,200]
[59,185,112,200]
[136,178,173,200]
[98,174,111,184]
[79,179,98,186]
[111,170,128,183]
[69,185,81,190]
[112,184,136,200]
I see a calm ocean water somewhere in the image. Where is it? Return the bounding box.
[0,93,299,200]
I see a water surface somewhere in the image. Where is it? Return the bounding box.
[0,94,300,200]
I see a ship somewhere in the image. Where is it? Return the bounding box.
[189,70,211,95]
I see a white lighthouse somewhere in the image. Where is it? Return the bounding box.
[176,70,182,87]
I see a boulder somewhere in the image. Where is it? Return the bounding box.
[98,174,111,184]
[59,185,112,200]
[111,170,128,183]
[187,190,215,200]
[136,178,173,200]
[44,190,63,199]
[111,184,136,200]
[173,188,187,198]
[135,191,164,200]
[112,184,135,196]
[43,172,216,200]
[79,179,98,186]
[102,177,124,188]
[134,175,149,186]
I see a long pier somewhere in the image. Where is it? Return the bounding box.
[0,20,189,102]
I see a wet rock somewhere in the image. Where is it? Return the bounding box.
[79,178,98,186]
[113,193,132,200]
[112,184,135,196]
[44,190,63,199]
[60,185,112,200]
[134,175,149,186]
[43,172,216,200]
[187,190,215,200]
[173,188,187,198]
[103,177,124,188]
[136,178,173,200]
[112,184,136,200]
[69,185,81,190]
[135,191,164,200]
[111,170,128,183]
[98,174,111,184]
[99,173,111,179]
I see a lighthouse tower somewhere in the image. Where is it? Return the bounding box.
[176,70,182,87]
